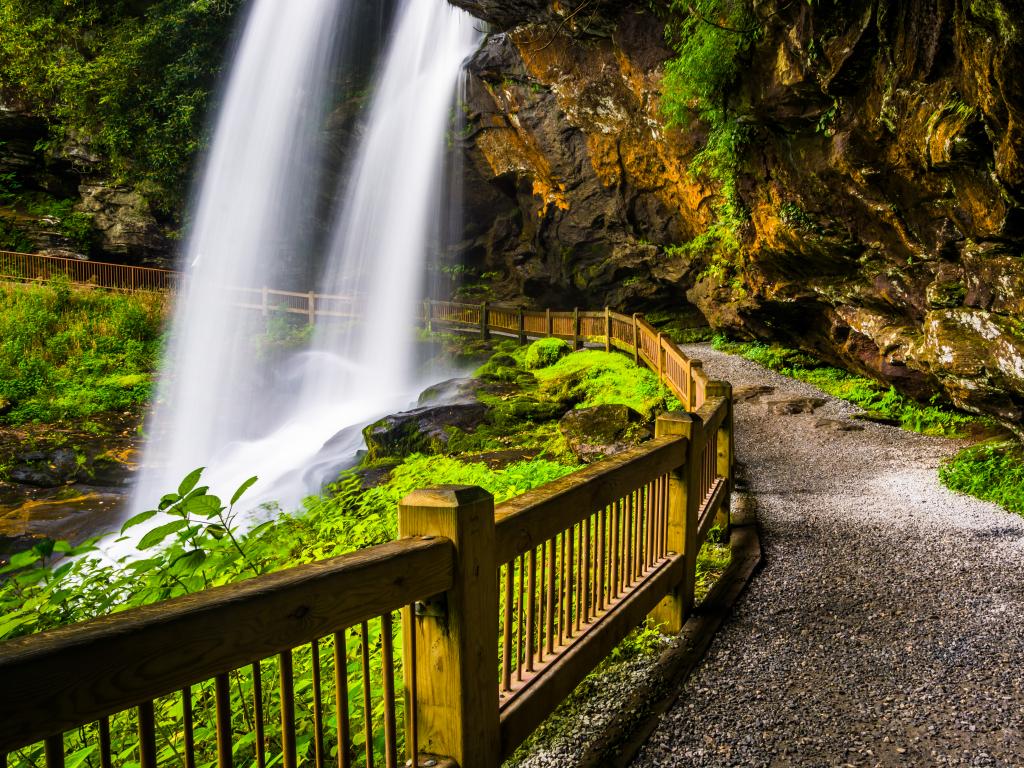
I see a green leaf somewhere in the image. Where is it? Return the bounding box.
[121,509,158,534]
[185,494,223,518]
[178,467,205,497]
[231,475,258,506]
[5,549,42,570]
[137,520,189,550]
[158,493,180,511]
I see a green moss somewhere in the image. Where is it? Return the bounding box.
[534,350,680,418]
[940,440,1024,517]
[712,335,979,437]
[524,337,572,370]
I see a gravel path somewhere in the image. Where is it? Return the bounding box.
[634,345,1024,767]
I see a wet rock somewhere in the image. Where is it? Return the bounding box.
[559,404,651,463]
[363,402,488,461]
[9,448,79,488]
[765,397,827,416]
[417,377,481,406]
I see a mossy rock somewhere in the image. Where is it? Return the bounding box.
[558,405,652,463]
[362,403,488,462]
[524,338,572,370]
[488,397,568,427]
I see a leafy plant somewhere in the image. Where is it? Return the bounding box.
[940,440,1024,517]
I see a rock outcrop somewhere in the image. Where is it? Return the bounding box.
[449,0,1024,432]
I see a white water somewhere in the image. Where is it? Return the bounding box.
[132,0,478,519]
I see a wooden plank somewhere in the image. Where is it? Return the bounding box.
[499,555,684,759]
[0,537,454,752]
[494,436,688,564]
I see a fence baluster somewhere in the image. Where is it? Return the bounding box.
[334,631,352,768]
[215,673,233,768]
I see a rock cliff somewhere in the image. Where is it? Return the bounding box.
[448,0,1024,432]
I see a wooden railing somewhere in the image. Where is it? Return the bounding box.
[0,300,733,768]
[0,250,180,292]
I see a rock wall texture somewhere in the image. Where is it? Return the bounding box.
[448,0,1024,432]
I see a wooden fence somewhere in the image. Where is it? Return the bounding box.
[0,250,357,323]
[0,301,733,768]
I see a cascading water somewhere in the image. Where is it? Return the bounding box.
[132,0,479,521]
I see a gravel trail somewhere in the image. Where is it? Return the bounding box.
[633,345,1024,767]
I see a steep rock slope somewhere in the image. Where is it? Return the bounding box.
[448,0,1024,432]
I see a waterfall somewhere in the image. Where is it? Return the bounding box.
[132,0,479,519]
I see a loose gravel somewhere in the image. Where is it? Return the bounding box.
[633,344,1024,767]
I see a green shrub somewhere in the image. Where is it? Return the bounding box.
[523,337,572,370]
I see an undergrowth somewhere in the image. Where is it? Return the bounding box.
[0,279,166,424]
[940,440,1024,517]
[712,335,978,437]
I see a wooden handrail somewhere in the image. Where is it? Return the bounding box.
[0,535,454,753]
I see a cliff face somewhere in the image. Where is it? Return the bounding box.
[449,0,1024,431]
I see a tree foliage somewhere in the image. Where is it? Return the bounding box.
[0,0,242,214]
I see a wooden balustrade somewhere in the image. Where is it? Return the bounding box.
[0,537,455,768]
[1,296,734,768]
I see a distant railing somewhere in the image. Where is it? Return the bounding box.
[0,250,358,323]
[0,250,179,292]
[0,301,734,768]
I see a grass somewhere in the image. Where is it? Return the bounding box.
[940,440,1024,517]
[711,336,979,437]
[0,279,166,425]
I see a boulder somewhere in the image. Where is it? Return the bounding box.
[558,404,651,463]
[9,448,79,488]
[363,402,488,461]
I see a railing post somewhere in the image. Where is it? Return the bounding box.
[518,306,527,345]
[706,381,734,537]
[424,299,433,333]
[651,412,703,633]
[262,287,269,318]
[480,301,490,341]
[604,307,612,353]
[307,291,315,326]
[573,308,582,350]
[689,360,704,410]
[545,308,553,338]
[399,486,499,768]
[632,313,641,364]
